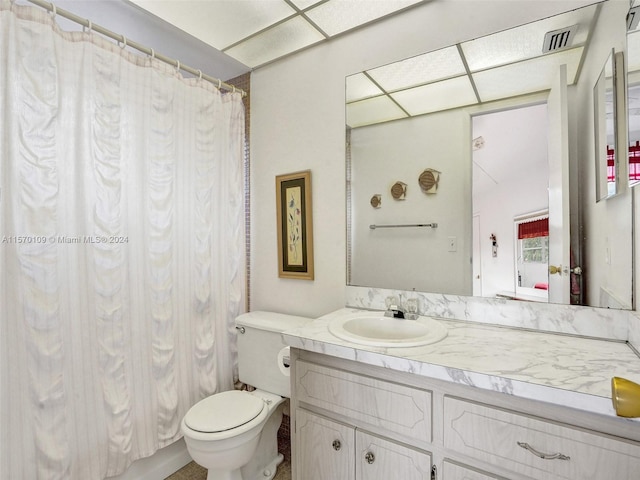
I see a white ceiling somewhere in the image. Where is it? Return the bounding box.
[472,104,549,199]
[128,0,428,69]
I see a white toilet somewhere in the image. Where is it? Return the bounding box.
[181,311,311,480]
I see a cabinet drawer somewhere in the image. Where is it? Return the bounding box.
[296,360,432,444]
[444,396,640,480]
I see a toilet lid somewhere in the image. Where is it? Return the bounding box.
[184,390,265,433]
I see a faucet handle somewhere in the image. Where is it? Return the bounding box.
[406,298,418,314]
[385,296,398,310]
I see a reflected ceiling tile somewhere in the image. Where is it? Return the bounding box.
[473,48,583,102]
[289,0,325,9]
[224,16,325,68]
[346,73,383,102]
[367,46,466,92]
[129,0,295,50]
[461,5,595,71]
[347,96,408,128]
[628,30,640,75]
[391,76,478,116]
[305,0,423,36]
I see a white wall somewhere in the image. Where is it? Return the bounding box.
[250,0,601,318]
[350,110,471,294]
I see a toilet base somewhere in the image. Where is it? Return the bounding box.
[239,399,285,480]
[203,453,282,480]
[205,468,242,480]
[252,452,283,480]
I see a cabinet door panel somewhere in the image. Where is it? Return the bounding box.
[296,409,355,480]
[356,430,431,480]
[443,461,502,480]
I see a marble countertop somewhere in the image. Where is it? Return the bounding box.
[282,307,640,421]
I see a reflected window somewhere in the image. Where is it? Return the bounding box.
[520,236,549,264]
[516,216,549,290]
[607,146,616,183]
[630,141,640,182]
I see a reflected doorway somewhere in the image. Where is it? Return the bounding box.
[471,103,550,302]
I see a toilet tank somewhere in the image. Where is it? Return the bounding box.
[236,311,312,397]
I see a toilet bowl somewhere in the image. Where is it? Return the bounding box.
[181,311,311,480]
[181,389,284,480]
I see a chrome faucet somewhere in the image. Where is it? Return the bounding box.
[384,304,406,319]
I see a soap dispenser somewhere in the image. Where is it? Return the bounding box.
[611,377,640,417]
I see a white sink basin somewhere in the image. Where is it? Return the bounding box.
[328,311,448,347]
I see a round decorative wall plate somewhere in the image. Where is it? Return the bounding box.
[370,194,382,208]
[419,169,440,194]
[391,181,407,200]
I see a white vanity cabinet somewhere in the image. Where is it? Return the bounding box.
[292,358,433,480]
[290,349,640,480]
[296,409,432,480]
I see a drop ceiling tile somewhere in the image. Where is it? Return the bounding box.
[346,73,384,102]
[461,5,596,72]
[224,16,325,68]
[347,95,408,128]
[366,46,466,92]
[289,0,325,10]
[391,76,478,116]
[129,0,295,50]
[305,0,423,36]
[472,47,583,102]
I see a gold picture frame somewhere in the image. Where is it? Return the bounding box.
[275,170,314,280]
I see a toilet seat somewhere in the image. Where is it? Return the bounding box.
[184,390,265,433]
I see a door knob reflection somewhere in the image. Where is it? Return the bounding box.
[549,265,563,275]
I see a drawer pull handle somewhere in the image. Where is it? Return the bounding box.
[332,440,341,451]
[517,441,570,461]
[365,451,375,464]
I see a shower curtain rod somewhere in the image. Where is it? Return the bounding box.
[23,0,247,97]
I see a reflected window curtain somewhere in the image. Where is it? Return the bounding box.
[0,2,246,479]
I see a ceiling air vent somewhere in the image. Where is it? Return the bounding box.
[542,25,578,54]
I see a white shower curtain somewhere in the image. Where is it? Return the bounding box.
[0,2,246,479]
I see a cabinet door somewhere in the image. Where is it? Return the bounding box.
[296,409,355,480]
[443,461,502,480]
[356,430,431,480]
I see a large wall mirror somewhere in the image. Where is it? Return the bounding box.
[628,3,640,188]
[346,1,633,309]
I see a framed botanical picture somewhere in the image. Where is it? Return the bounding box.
[275,170,314,280]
